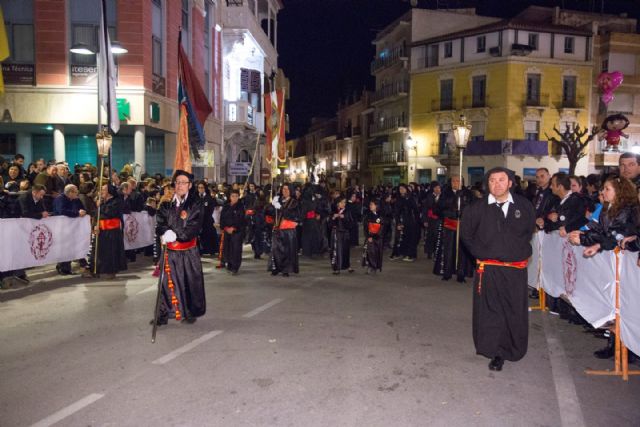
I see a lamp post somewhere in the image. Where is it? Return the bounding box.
[93,129,113,274]
[405,135,418,182]
[452,115,472,270]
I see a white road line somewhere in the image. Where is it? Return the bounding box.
[152,330,223,365]
[135,284,157,295]
[242,298,284,318]
[542,316,586,427]
[30,393,104,427]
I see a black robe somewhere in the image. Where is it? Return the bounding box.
[220,200,246,272]
[433,187,474,280]
[95,196,127,275]
[300,198,323,257]
[422,192,441,258]
[346,200,362,247]
[461,194,535,361]
[269,197,300,275]
[391,195,419,258]
[330,206,354,271]
[197,192,218,255]
[156,194,205,321]
[362,211,384,271]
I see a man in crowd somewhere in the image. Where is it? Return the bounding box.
[619,152,640,188]
[53,184,87,275]
[18,183,50,220]
[539,172,588,236]
[33,164,59,208]
[461,167,536,371]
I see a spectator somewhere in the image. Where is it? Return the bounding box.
[53,184,87,275]
[33,164,59,200]
[542,172,588,236]
[4,165,21,192]
[78,182,97,218]
[12,154,26,179]
[18,184,50,219]
[619,152,640,188]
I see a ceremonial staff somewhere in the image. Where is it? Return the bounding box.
[93,129,112,275]
[151,244,167,343]
[452,115,471,270]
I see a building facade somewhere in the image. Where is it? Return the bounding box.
[0,0,226,180]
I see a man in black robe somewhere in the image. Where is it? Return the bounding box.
[220,189,246,274]
[390,184,419,262]
[300,186,323,258]
[362,198,384,273]
[434,176,474,281]
[422,181,441,259]
[269,184,300,277]
[330,196,354,274]
[154,170,205,325]
[461,167,535,371]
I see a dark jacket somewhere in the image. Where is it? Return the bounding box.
[581,205,639,251]
[532,186,557,219]
[544,192,588,233]
[0,191,20,218]
[156,194,204,243]
[53,194,85,217]
[220,200,247,231]
[18,192,48,219]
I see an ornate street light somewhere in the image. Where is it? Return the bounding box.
[405,135,418,181]
[452,115,472,270]
[93,129,113,274]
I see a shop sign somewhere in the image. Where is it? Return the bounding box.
[2,63,35,85]
[229,162,251,175]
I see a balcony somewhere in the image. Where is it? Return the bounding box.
[523,93,550,109]
[369,115,407,136]
[555,96,586,111]
[225,100,257,129]
[462,95,491,110]
[368,151,406,166]
[371,44,408,74]
[334,162,360,172]
[223,0,277,62]
[431,97,457,112]
[371,79,409,105]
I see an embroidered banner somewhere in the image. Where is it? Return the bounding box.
[123,211,155,250]
[620,252,640,356]
[0,216,91,271]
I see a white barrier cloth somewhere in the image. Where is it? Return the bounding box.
[123,212,155,250]
[0,216,91,271]
[620,252,640,356]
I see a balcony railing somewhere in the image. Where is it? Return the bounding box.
[524,93,550,108]
[371,79,409,104]
[368,151,406,166]
[462,95,491,109]
[225,100,255,127]
[556,95,585,110]
[371,44,408,74]
[431,97,457,112]
[369,115,407,135]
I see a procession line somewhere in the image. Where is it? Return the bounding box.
[542,316,586,427]
[242,298,284,318]
[152,330,223,365]
[30,393,104,427]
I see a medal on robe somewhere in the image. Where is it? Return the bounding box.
[560,215,566,221]
[180,210,188,220]
[515,209,521,218]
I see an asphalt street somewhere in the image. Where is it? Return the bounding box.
[1,246,639,427]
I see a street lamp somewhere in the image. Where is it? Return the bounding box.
[405,135,418,182]
[452,115,472,270]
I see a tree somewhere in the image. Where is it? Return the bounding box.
[545,124,598,176]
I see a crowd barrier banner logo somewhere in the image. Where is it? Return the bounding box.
[28,224,53,260]
[562,239,578,297]
[124,214,140,244]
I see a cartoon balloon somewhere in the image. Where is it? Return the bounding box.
[597,71,624,105]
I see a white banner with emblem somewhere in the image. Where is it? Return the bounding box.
[0,216,91,271]
[123,211,155,250]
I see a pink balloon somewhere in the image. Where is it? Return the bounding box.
[598,71,624,105]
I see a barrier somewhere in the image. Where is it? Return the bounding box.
[528,230,640,380]
[123,211,156,250]
[0,216,91,271]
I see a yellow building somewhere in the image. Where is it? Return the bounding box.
[410,7,594,185]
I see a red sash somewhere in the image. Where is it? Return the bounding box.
[443,218,458,231]
[265,215,274,224]
[167,238,197,251]
[305,210,317,219]
[368,222,382,235]
[245,209,255,216]
[427,209,439,220]
[279,219,297,230]
[99,218,121,230]
[475,259,529,295]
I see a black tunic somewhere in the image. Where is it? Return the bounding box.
[269,197,300,275]
[220,200,246,272]
[197,192,218,255]
[330,206,354,271]
[362,211,384,271]
[300,198,323,257]
[422,192,441,258]
[96,196,127,275]
[156,195,205,321]
[433,187,474,279]
[391,195,419,258]
[461,194,535,361]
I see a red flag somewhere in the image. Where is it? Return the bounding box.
[265,89,286,163]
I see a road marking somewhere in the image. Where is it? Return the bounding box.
[301,276,325,288]
[242,298,284,318]
[30,393,104,427]
[135,284,157,295]
[542,316,586,427]
[152,330,223,365]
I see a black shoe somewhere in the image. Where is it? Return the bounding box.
[441,276,450,281]
[182,317,197,324]
[594,336,615,359]
[529,289,539,299]
[456,277,466,283]
[271,270,279,276]
[150,317,168,326]
[488,356,504,371]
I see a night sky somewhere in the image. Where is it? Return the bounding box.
[278,0,640,137]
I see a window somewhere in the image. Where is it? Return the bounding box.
[440,79,453,110]
[562,76,577,107]
[204,0,212,100]
[524,120,539,141]
[438,123,451,155]
[70,0,116,67]
[152,0,163,76]
[0,134,17,156]
[472,75,486,107]
[476,36,486,53]
[602,59,609,72]
[3,0,34,63]
[564,37,574,54]
[444,41,453,58]
[427,44,439,67]
[181,0,190,54]
[528,33,538,50]
[241,68,262,112]
[526,73,541,105]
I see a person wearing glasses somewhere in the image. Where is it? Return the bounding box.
[154,170,206,326]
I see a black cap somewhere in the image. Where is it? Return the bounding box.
[172,169,194,185]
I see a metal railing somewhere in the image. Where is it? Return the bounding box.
[431,97,457,112]
[371,79,409,104]
[371,44,409,74]
[368,151,405,165]
[462,95,490,109]
[369,115,407,135]
[524,93,550,107]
